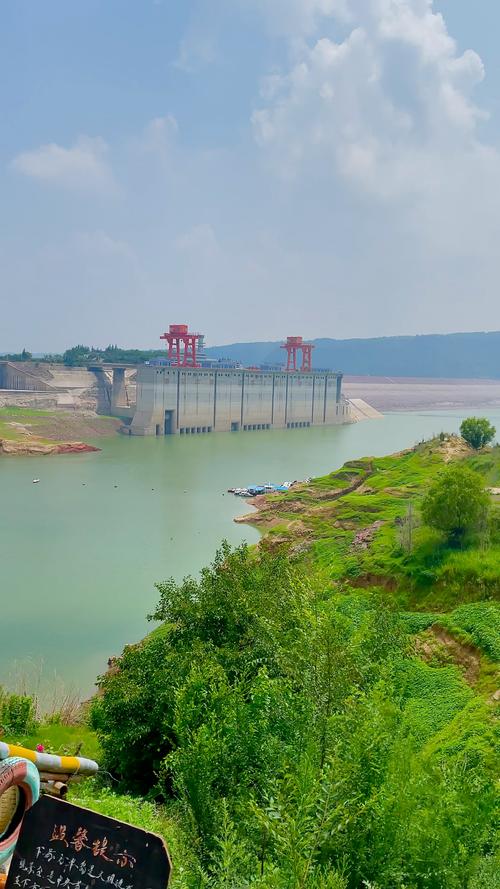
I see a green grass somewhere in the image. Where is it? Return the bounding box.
[68,784,191,889]
[468,445,500,486]
[396,657,474,743]
[249,436,500,728]
[400,611,444,633]
[256,439,500,611]
[0,407,54,418]
[4,723,101,761]
[0,407,58,443]
[0,406,120,445]
[3,722,194,882]
[440,602,500,661]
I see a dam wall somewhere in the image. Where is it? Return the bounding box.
[0,361,55,392]
[0,361,137,412]
[130,366,350,436]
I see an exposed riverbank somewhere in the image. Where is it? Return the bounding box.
[343,375,500,411]
[0,438,100,456]
[0,407,121,456]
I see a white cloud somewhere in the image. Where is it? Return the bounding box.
[239,0,350,36]
[174,223,220,259]
[141,115,179,158]
[11,136,115,192]
[174,33,218,72]
[73,230,135,259]
[252,0,490,200]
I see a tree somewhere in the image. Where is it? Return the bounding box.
[460,417,496,450]
[421,463,490,546]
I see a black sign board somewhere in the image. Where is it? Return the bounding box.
[6,796,171,889]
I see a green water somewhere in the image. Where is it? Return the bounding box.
[1,409,499,699]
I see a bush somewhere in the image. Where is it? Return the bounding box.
[92,544,312,795]
[421,464,490,546]
[0,689,37,735]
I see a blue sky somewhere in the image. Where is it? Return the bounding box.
[2,0,500,351]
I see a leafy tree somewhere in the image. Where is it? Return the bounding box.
[63,345,92,367]
[460,417,496,450]
[421,464,490,546]
[63,344,167,366]
[3,349,33,362]
[92,543,311,794]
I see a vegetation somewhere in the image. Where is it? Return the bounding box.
[460,417,497,450]
[1,349,32,361]
[63,344,165,366]
[4,722,101,763]
[0,406,120,446]
[4,435,498,888]
[2,344,166,365]
[91,438,500,888]
[421,463,490,546]
[0,688,37,735]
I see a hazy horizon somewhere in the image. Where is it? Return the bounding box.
[3,326,500,357]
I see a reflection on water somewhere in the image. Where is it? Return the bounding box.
[1,408,499,697]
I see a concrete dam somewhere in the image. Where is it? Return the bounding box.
[130,365,350,436]
[1,328,381,433]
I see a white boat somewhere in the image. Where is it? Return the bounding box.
[32,479,40,484]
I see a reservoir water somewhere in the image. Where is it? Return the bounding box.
[1,408,499,700]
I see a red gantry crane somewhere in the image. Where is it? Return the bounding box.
[160,324,203,368]
[281,336,315,372]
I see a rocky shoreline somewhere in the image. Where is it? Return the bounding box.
[0,438,100,456]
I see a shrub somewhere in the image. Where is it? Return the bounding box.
[92,544,312,794]
[460,417,496,450]
[0,689,37,735]
[421,464,490,546]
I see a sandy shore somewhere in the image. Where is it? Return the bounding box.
[343,376,500,412]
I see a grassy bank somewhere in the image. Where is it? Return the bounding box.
[0,407,120,452]
[245,436,500,608]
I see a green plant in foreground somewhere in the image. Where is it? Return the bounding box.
[421,463,490,546]
[0,688,37,735]
[460,417,496,451]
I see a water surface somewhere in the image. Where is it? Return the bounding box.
[1,409,498,698]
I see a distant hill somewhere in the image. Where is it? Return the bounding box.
[205,331,500,379]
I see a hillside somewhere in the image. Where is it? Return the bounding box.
[3,437,497,888]
[87,434,499,889]
[240,435,500,613]
[206,330,500,378]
